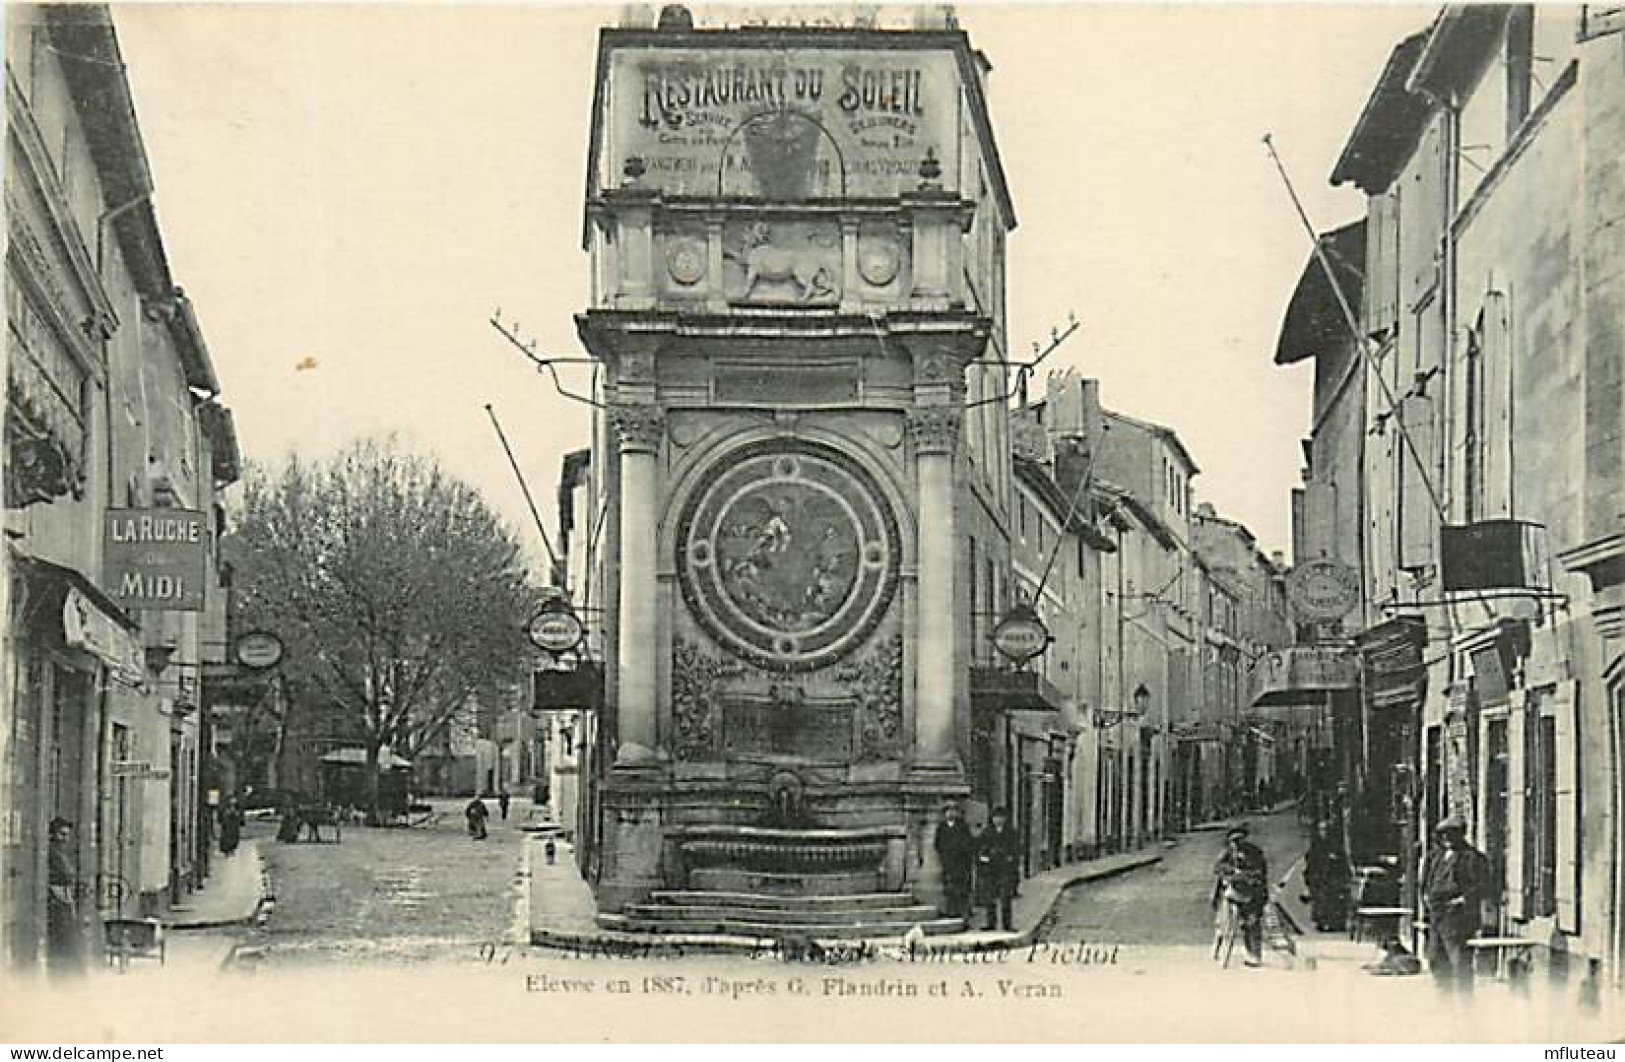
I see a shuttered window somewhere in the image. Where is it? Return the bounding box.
[1554,680,1581,933]
[1481,291,1515,518]
[1403,119,1445,310]
[1398,394,1437,571]
[1508,697,1528,920]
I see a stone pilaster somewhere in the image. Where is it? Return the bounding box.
[611,402,665,765]
[909,404,962,768]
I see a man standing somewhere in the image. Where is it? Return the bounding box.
[975,808,1019,932]
[46,818,83,974]
[498,790,511,821]
[933,803,974,920]
[1212,823,1269,967]
[1421,813,1488,994]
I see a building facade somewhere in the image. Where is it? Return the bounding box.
[1274,2,1625,993]
[4,3,239,969]
[574,7,1018,933]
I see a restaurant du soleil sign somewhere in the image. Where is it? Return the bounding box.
[606,47,960,199]
[104,508,208,612]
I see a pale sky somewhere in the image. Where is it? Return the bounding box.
[114,3,1435,562]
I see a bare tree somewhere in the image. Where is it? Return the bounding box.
[231,436,536,821]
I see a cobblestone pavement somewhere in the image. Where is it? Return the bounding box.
[243,798,531,968]
[1044,808,1310,952]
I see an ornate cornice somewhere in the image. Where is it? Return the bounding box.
[907,406,962,455]
[609,403,666,453]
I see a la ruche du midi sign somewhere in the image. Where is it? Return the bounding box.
[104,508,208,612]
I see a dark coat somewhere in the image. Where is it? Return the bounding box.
[1214,839,1269,911]
[1421,842,1488,919]
[218,805,243,854]
[975,824,1020,899]
[934,819,975,880]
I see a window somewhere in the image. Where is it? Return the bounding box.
[1464,321,1487,523]
[1523,707,1558,918]
[968,536,979,661]
[1506,5,1534,136]
[1485,716,1511,908]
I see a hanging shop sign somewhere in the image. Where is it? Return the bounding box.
[991,604,1051,666]
[233,631,285,670]
[1440,520,1551,593]
[62,588,144,684]
[1285,559,1360,621]
[103,508,208,612]
[527,599,585,655]
[109,761,171,781]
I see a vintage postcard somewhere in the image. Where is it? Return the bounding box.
[2,0,1623,1044]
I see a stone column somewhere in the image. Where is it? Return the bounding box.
[611,403,664,765]
[910,405,961,766]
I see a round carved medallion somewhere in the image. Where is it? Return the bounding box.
[677,440,900,672]
[857,234,901,287]
[666,238,707,286]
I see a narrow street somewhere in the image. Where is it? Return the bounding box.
[243,799,531,967]
[1044,808,1309,954]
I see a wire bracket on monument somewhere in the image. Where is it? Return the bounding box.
[489,308,604,409]
[964,310,1081,409]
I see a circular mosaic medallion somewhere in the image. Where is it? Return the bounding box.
[677,440,900,672]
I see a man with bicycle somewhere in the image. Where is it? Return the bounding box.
[1212,823,1269,967]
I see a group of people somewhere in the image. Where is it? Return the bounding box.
[1215,810,1490,991]
[932,805,1021,932]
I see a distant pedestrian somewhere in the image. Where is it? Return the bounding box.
[218,797,244,856]
[1302,822,1350,932]
[47,818,84,975]
[974,808,1019,932]
[466,796,490,840]
[498,791,510,820]
[933,803,975,920]
[1421,814,1487,994]
[544,838,557,865]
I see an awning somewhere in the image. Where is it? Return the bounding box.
[11,551,143,684]
[1251,645,1358,709]
[971,667,1070,720]
[319,747,413,769]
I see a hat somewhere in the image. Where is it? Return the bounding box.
[1436,814,1467,833]
[1226,822,1250,838]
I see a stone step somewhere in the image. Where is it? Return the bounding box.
[626,902,941,926]
[650,890,919,911]
[688,868,882,895]
[598,913,966,939]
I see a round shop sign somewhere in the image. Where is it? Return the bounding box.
[527,605,584,654]
[1286,559,1361,621]
[233,631,285,670]
[676,439,901,672]
[992,605,1051,665]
